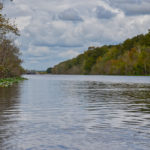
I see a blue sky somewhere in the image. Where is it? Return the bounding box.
[3,0,150,70]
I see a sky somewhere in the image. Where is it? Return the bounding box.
[3,0,150,70]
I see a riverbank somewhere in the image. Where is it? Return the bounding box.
[0,77,26,87]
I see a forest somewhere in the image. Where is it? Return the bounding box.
[0,2,24,79]
[50,30,150,75]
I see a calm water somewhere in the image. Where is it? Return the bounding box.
[0,75,150,150]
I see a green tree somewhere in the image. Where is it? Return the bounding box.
[0,1,24,78]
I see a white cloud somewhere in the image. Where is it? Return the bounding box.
[59,50,80,58]
[15,16,31,30]
[25,46,52,57]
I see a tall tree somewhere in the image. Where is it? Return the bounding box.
[0,1,24,78]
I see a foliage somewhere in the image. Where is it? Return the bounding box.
[0,77,26,87]
[0,2,24,78]
[50,30,150,75]
[46,67,52,73]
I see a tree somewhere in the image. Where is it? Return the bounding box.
[0,1,24,78]
[46,67,52,74]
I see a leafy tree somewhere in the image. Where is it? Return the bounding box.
[46,67,52,73]
[0,1,24,78]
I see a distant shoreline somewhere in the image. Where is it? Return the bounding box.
[26,73,150,76]
[49,31,150,76]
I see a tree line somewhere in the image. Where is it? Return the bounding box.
[50,30,150,75]
[0,2,24,78]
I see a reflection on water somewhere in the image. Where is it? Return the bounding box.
[0,75,150,150]
[0,85,20,150]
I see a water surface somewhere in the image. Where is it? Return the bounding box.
[0,75,150,150]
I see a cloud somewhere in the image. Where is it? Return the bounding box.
[58,8,83,21]
[2,0,150,70]
[59,50,80,58]
[25,46,51,57]
[15,16,31,30]
[96,6,117,19]
[123,2,150,16]
[108,0,150,16]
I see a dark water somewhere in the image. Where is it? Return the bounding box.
[0,75,150,150]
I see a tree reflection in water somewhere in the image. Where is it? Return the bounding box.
[0,85,21,150]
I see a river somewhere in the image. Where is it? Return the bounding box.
[0,75,150,150]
